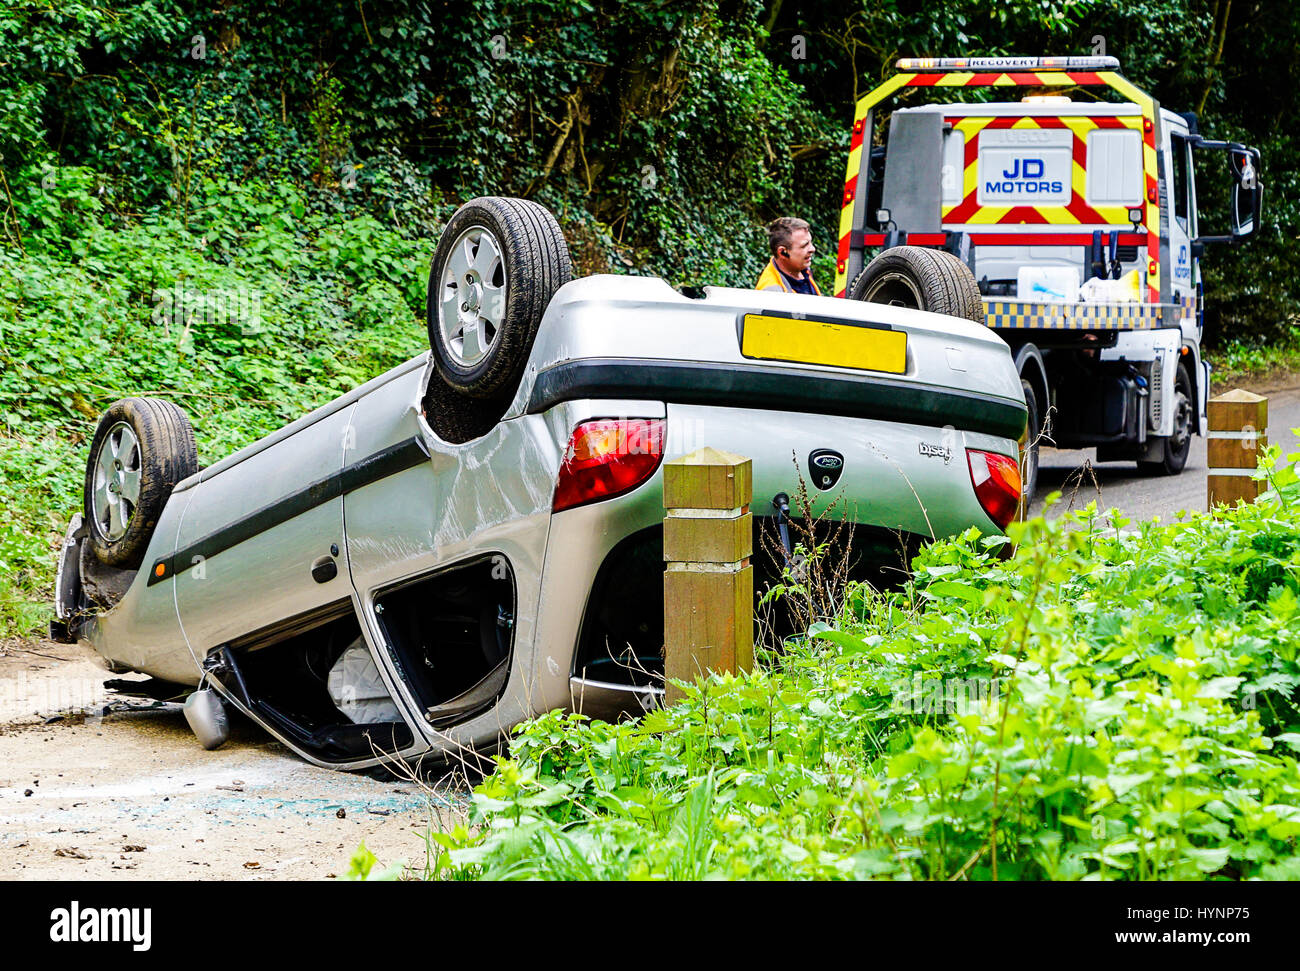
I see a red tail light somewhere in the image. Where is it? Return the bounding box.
[553,419,666,513]
[967,448,1022,530]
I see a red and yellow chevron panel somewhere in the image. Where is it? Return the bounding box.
[834,69,1162,305]
[940,114,1143,226]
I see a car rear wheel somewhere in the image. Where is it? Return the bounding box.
[848,245,985,325]
[427,196,572,400]
[83,397,198,568]
[1137,363,1193,476]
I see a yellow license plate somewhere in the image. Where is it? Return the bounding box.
[740,313,907,374]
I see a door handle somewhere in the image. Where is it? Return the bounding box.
[311,555,338,583]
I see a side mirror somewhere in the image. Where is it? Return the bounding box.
[1193,139,1264,246]
[1229,148,1263,240]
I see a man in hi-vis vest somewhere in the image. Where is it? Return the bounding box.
[755,216,821,294]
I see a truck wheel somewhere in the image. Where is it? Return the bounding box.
[1137,363,1193,476]
[84,398,198,569]
[848,245,985,325]
[428,196,572,400]
[1020,379,1040,503]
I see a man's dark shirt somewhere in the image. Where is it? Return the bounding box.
[778,266,817,295]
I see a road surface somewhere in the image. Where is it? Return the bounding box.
[1028,383,1300,521]
[0,639,464,880]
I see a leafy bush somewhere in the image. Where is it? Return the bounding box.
[427,491,1300,880]
[0,164,427,633]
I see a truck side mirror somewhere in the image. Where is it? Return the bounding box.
[1229,148,1263,240]
[1192,139,1264,246]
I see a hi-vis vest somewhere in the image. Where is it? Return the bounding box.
[755,258,821,295]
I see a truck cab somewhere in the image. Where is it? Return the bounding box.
[835,56,1263,498]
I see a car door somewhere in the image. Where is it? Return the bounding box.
[341,361,554,742]
[172,402,356,655]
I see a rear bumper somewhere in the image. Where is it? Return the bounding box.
[528,357,1027,442]
[532,402,1018,720]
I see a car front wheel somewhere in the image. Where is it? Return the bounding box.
[83,397,198,568]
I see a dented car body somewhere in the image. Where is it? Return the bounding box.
[58,271,1026,771]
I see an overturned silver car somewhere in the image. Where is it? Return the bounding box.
[53,197,1027,770]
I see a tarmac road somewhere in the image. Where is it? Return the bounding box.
[1027,382,1300,522]
[0,639,466,880]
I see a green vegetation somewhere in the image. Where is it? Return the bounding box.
[1,1,1297,635]
[0,171,428,631]
[415,473,1300,880]
[1207,328,1300,389]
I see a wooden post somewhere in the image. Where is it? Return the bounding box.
[1207,389,1267,508]
[662,447,753,705]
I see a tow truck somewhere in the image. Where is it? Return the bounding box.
[834,56,1264,498]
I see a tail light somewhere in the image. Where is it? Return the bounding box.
[967,448,1021,530]
[553,419,665,513]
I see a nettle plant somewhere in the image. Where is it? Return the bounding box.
[420,492,1300,881]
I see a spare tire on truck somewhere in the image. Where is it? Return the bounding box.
[848,245,985,325]
[427,197,572,401]
[83,397,198,569]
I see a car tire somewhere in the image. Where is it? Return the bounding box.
[83,397,198,569]
[930,249,986,325]
[421,368,515,445]
[1020,378,1041,504]
[1137,363,1193,476]
[427,196,572,400]
[50,514,85,642]
[848,245,985,325]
